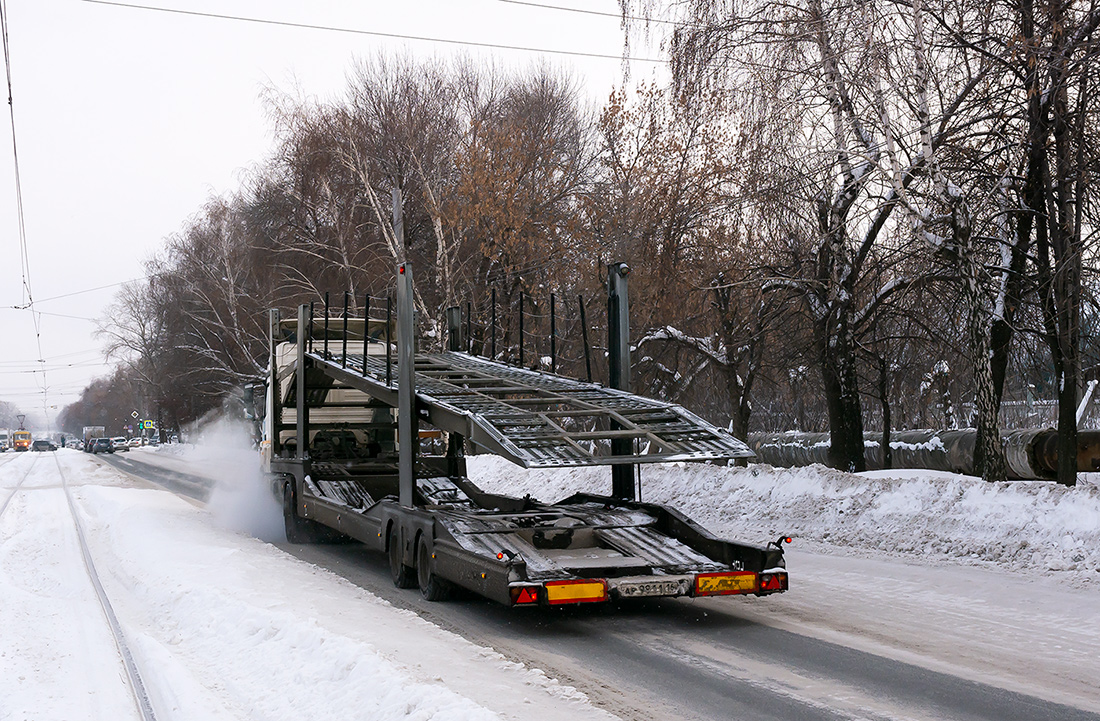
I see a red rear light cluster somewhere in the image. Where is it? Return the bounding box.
[758,571,788,594]
[510,585,541,605]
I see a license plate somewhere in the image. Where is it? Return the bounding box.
[615,578,687,598]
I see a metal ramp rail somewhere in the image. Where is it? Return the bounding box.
[305,347,753,468]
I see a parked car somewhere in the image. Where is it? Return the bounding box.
[91,438,114,454]
[31,439,57,452]
[127,437,143,448]
[111,437,129,452]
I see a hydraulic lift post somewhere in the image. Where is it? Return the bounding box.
[397,263,417,507]
[608,262,635,500]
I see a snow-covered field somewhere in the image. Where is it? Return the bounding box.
[4,435,1100,719]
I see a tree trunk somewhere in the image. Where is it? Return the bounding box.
[878,355,892,470]
[971,341,1007,481]
[820,318,866,472]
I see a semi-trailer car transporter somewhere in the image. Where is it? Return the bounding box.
[261,263,788,607]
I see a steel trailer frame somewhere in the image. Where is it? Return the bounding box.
[264,264,788,607]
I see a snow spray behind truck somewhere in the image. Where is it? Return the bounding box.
[260,263,788,607]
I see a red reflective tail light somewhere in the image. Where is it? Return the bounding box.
[758,571,788,593]
[510,585,541,605]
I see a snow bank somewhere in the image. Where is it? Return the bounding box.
[466,456,1100,582]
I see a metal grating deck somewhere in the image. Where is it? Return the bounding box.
[307,348,752,468]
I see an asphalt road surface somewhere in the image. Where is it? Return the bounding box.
[102,452,1100,721]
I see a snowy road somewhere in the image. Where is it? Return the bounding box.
[100,445,1100,721]
[0,452,149,721]
[1,451,617,721]
[277,538,1100,721]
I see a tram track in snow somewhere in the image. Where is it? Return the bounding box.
[0,452,161,721]
[0,451,37,519]
[49,453,160,721]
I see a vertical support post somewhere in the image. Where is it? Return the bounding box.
[550,293,557,374]
[466,301,472,354]
[268,308,281,457]
[491,287,497,360]
[308,301,314,354]
[296,304,311,462]
[323,292,330,359]
[397,264,417,508]
[519,291,525,368]
[341,291,349,368]
[386,295,393,386]
[446,306,462,352]
[362,294,370,377]
[579,294,592,382]
[607,262,634,500]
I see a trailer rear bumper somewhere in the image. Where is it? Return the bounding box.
[508,569,789,607]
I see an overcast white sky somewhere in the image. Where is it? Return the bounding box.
[0,0,669,430]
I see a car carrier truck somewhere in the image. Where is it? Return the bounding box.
[260,263,788,607]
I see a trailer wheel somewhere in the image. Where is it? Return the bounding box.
[416,537,453,602]
[283,480,326,544]
[388,525,416,588]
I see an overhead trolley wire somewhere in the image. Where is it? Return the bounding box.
[497,0,698,28]
[80,0,666,64]
[0,0,51,423]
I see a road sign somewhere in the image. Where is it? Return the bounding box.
[131,410,139,419]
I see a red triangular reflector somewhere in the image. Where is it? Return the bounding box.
[516,587,537,604]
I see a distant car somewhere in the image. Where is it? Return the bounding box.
[91,438,114,454]
[128,437,143,448]
[111,437,129,452]
[31,439,57,452]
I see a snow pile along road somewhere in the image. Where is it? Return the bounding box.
[467,456,1100,582]
[0,451,615,721]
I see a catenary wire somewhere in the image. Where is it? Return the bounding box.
[498,0,697,28]
[80,0,665,63]
[0,0,50,425]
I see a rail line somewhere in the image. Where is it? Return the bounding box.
[51,453,160,721]
[0,451,37,519]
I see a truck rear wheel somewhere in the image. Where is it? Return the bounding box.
[388,525,416,588]
[417,537,453,602]
[283,481,325,544]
